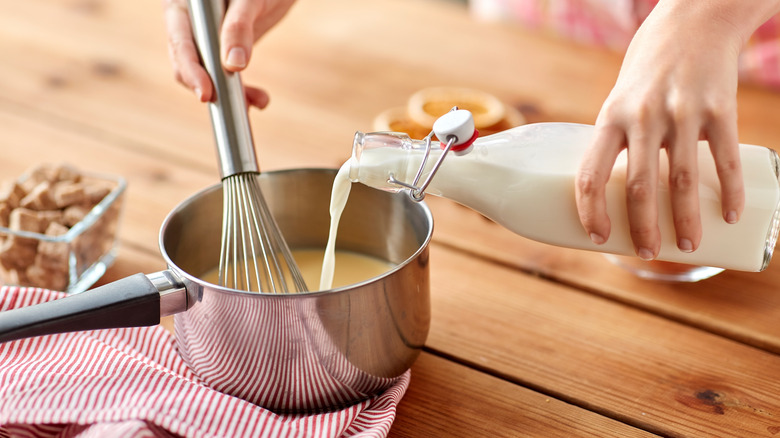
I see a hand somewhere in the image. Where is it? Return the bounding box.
[575,1,747,260]
[163,0,297,109]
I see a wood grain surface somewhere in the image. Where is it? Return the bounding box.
[3,0,780,436]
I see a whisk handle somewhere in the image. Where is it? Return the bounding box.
[188,0,259,178]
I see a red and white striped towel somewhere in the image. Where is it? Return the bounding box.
[0,287,409,438]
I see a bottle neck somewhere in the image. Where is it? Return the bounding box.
[350,131,458,195]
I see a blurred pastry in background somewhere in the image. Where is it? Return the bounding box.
[373,86,525,140]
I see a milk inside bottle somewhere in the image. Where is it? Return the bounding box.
[343,111,780,272]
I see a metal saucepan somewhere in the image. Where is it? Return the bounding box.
[0,168,433,413]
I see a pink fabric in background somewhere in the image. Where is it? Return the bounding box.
[469,0,780,90]
[0,287,409,438]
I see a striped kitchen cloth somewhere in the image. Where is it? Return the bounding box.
[0,286,409,438]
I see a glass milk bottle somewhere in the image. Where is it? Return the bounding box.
[346,110,780,272]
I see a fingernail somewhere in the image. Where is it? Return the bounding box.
[725,210,738,224]
[589,233,606,245]
[195,87,204,101]
[226,47,247,68]
[678,238,693,253]
[637,247,655,261]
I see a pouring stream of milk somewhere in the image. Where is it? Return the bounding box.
[319,162,352,290]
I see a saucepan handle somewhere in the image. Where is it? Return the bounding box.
[0,272,185,343]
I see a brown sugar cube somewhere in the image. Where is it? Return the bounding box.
[44,221,68,237]
[34,248,68,272]
[27,264,68,291]
[83,182,112,205]
[36,210,64,230]
[2,268,30,286]
[35,248,68,270]
[37,222,70,270]
[52,181,86,208]
[62,205,90,227]
[0,236,37,271]
[75,220,113,268]
[3,208,47,269]
[53,164,82,183]
[0,203,11,228]
[20,165,56,193]
[28,164,59,183]
[20,181,57,211]
[9,207,48,234]
[0,182,26,208]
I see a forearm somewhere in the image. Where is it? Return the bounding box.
[653,0,780,48]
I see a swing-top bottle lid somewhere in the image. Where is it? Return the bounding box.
[433,109,478,155]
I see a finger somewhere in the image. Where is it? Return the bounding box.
[245,86,270,109]
[625,130,663,260]
[575,125,625,245]
[250,0,298,39]
[163,0,213,102]
[220,0,258,71]
[705,114,744,224]
[666,122,702,253]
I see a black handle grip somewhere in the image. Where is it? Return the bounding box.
[0,273,161,343]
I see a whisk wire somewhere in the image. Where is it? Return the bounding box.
[218,178,233,288]
[243,175,285,291]
[235,176,258,291]
[218,173,307,293]
[249,181,308,292]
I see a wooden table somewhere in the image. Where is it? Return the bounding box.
[4,0,780,436]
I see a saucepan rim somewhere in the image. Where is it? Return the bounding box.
[158,167,434,298]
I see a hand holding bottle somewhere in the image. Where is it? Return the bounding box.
[575,0,780,261]
[162,0,297,109]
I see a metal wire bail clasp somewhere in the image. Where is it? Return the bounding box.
[388,107,479,202]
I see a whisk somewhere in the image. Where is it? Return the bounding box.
[188,0,307,293]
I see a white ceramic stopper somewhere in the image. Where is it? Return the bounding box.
[433,110,476,146]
